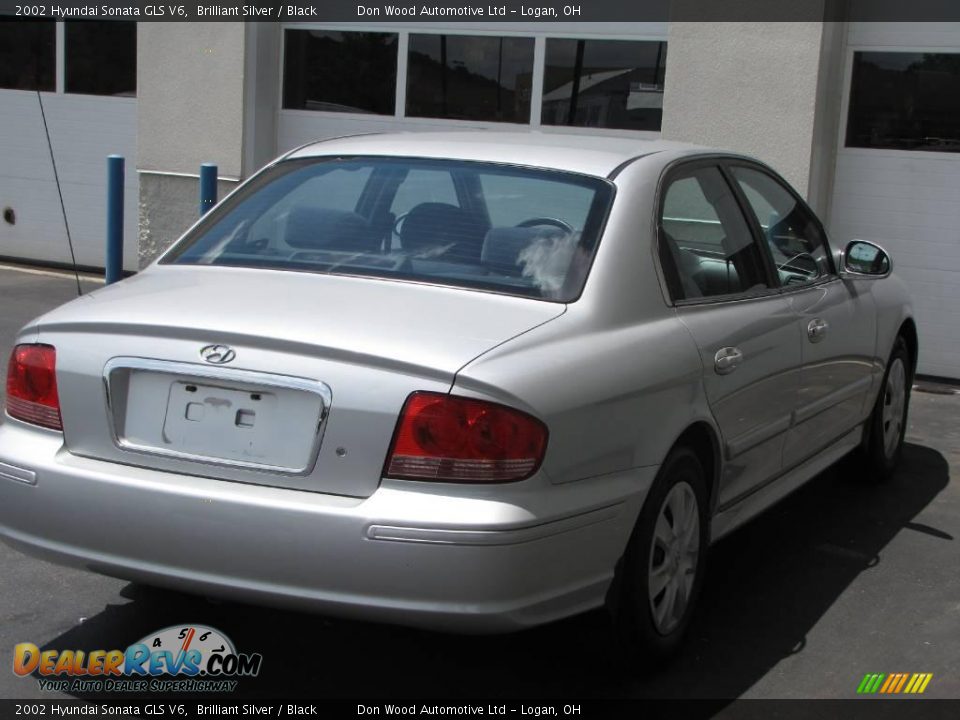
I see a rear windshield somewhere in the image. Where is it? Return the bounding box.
[162,156,613,302]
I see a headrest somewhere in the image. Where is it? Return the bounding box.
[285,207,376,251]
[400,203,484,251]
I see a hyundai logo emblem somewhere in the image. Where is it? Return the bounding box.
[200,344,236,365]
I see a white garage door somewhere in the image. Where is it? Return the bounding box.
[0,21,138,272]
[830,23,960,380]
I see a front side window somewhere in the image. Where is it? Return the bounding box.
[660,166,770,300]
[0,19,54,91]
[283,30,398,114]
[406,34,534,123]
[730,166,833,287]
[847,51,960,153]
[164,157,612,302]
[542,39,666,131]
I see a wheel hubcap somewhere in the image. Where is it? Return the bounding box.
[648,481,700,635]
[882,358,907,459]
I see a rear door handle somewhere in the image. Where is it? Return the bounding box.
[714,346,743,375]
[807,318,829,343]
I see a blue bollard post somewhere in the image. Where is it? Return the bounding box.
[105,155,124,285]
[199,163,218,216]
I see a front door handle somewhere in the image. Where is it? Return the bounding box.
[807,318,829,343]
[714,346,744,375]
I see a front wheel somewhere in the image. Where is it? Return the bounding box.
[610,446,709,662]
[858,337,912,482]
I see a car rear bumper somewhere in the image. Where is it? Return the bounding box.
[0,418,653,632]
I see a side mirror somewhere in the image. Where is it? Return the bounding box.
[840,240,891,279]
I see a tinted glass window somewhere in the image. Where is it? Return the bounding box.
[164,158,612,302]
[660,166,769,300]
[0,20,54,91]
[730,166,833,286]
[283,30,397,114]
[847,51,960,153]
[390,169,458,217]
[65,21,136,96]
[406,35,534,123]
[479,174,594,228]
[542,39,666,131]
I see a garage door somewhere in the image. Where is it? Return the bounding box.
[830,23,960,380]
[0,20,138,272]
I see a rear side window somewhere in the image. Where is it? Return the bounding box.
[730,166,833,287]
[163,157,612,302]
[660,166,770,300]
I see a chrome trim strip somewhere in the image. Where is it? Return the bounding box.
[366,504,622,546]
[0,461,37,486]
[102,357,332,476]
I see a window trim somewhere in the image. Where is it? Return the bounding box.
[277,24,669,135]
[280,27,400,116]
[838,44,960,161]
[721,158,838,293]
[842,48,960,156]
[653,155,784,308]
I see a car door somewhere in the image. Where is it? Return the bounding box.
[658,161,802,509]
[727,163,877,468]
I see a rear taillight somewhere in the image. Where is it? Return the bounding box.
[385,391,548,482]
[5,344,62,431]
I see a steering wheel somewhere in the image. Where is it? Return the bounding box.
[392,212,410,237]
[515,217,574,233]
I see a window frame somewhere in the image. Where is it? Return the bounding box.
[404,32,537,124]
[280,28,399,116]
[844,49,960,155]
[539,36,668,132]
[721,158,838,293]
[277,24,669,137]
[654,156,783,307]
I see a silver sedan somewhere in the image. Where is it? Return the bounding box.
[0,132,915,658]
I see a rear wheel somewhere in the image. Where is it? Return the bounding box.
[858,336,912,482]
[611,446,708,662]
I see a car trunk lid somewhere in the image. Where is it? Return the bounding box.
[33,266,564,497]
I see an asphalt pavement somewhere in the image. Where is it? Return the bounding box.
[0,263,958,704]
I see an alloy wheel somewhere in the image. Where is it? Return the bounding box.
[882,357,907,459]
[647,481,700,635]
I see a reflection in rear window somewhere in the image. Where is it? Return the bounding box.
[163,157,613,302]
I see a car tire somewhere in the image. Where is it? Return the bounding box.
[610,445,709,664]
[857,336,912,483]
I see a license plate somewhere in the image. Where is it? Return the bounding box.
[116,369,327,473]
[162,381,281,463]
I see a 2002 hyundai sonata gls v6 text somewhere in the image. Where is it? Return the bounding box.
[0,132,916,657]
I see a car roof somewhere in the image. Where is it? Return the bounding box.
[285,131,708,178]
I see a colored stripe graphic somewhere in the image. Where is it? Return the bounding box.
[894,673,909,693]
[857,673,932,694]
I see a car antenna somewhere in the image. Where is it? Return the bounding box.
[36,85,83,297]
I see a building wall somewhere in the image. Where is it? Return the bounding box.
[660,20,833,206]
[136,22,248,267]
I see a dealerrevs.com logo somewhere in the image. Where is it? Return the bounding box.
[13,625,262,693]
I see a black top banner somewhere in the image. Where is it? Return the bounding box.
[2,0,960,22]
[2,700,960,720]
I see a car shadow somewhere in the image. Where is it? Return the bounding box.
[34,441,950,703]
